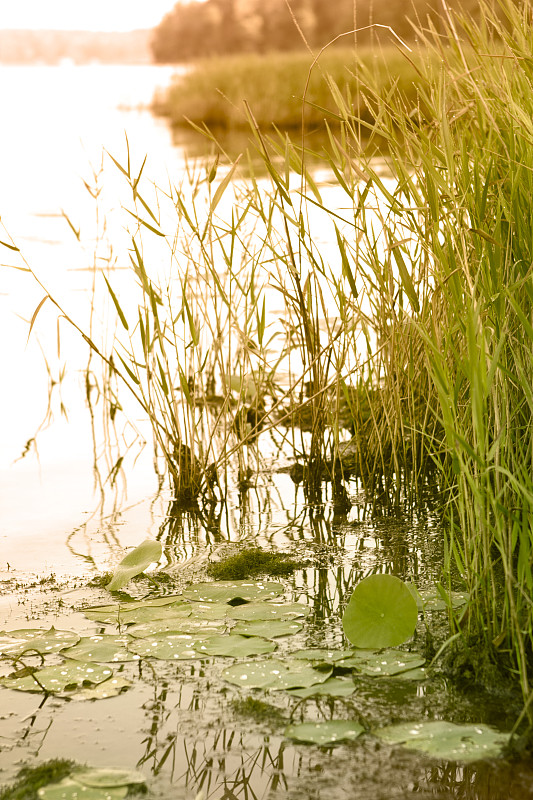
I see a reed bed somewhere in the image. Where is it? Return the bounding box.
[15,0,533,727]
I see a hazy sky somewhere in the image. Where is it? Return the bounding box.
[0,0,181,31]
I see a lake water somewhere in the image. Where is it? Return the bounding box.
[0,63,529,800]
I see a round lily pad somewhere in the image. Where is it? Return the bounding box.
[228,602,310,621]
[61,635,138,663]
[127,617,226,639]
[1,662,114,693]
[183,580,284,604]
[288,676,357,698]
[127,633,210,660]
[232,619,302,639]
[336,649,425,676]
[74,768,146,788]
[285,720,364,746]
[199,634,277,658]
[342,575,418,649]
[374,720,510,762]
[38,779,127,800]
[84,605,192,626]
[291,649,354,663]
[0,628,80,656]
[70,676,132,700]
[221,658,332,690]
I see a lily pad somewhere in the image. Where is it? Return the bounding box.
[228,602,310,621]
[374,720,509,762]
[1,662,113,693]
[61,635,138,663]
[38,779,127,800]
[291,649,354,663]
[342,575,418,649]
[106,539,163,592]
[336,649,425,676]
[288,676,357,698]
[127,633,210,660]
[74,768,146,788]
[232,619,302,639]
[285,720,364,746]
[0,628,80,656]
[83,604,192,626]
[127,617,227,639]
[221,658,332,690]
[199,634,277,658]
[183,580,284,604]
[70,676,132,700]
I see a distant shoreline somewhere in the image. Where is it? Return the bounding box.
[0,29,153,65]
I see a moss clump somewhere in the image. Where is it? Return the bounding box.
[0,760,76,800]
[207,547,305,580]
[231,696,287,724]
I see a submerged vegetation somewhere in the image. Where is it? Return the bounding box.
[6,0,533,748]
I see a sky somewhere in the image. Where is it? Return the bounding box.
[0,0,183,31]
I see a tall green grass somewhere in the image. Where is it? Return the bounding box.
[16,0,533,725]
[154,46,436,131]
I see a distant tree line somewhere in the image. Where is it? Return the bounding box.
[151,0,483,62]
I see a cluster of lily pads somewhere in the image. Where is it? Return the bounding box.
[0,574,510,764]
[36,768,147,800]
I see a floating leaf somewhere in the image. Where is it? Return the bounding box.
[61,635,138,663]
[127,633,211,660]
[336,649,425,676]
[199,634,276,658]
[232,619,302,639]
[74,768,146,788]
[38,779,128,800]
[285,720,364,746]
[70,676,132,700]
[188,602,233,620]
[1,662,113,693]
[128,617,226,639]
[0,628,80,656]
[342,575,418,649]
[291,649,354,663]
[228,602,310,621]
[374,720,510,762]
[221,658,332,690]
[106,539,163,592]
[183,580,284,604]
[288,676,357,698]
[85,603,192,626]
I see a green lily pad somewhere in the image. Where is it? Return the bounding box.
[0,628,80,656]
[70,676,132,700]
[84,604,192,626]
[228,602,310,621]
[183,580,284,604]
[106,539,163,592]
[291,649,354,663]
[221,658,332,690]
[1,662,113,693]
[392,666,428,681]
[199,634,277,658]
[336,649,425,676]
[232,619,302,639]
[285,720,364,746]
[187,602,233,620]
[342,575,418,649]
[127,634,210,660]
[83,595,186,614]
[127,617,227,639]
[38,779,128,800]
[74,768,146,788]
[61,635,138,663]
[374,720,509,762]
[287,676,357,698]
